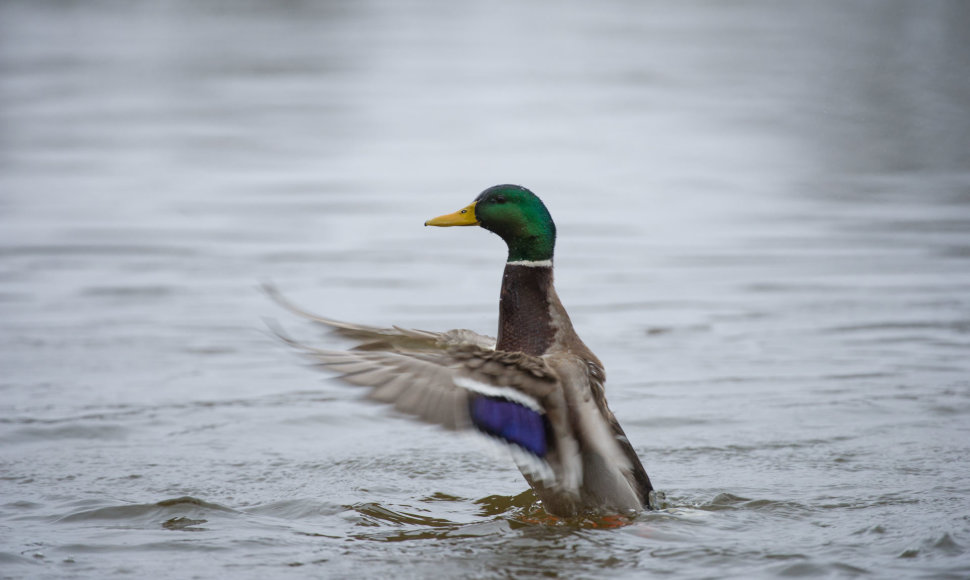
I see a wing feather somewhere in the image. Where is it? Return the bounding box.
[268,291,581,492]
[264,283,495,351]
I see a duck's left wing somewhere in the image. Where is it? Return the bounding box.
[272,324,570,484]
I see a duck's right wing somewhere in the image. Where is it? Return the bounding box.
[263,283,496,352]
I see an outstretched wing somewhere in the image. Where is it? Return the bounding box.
[267,288,571,485]
[264,283,495,351]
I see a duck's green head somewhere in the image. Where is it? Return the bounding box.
[425,184,556,263]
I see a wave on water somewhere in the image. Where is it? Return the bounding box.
[900,532,966,559]
[56,496,237,533]
[342,488,688,542]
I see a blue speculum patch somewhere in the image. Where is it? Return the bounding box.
[469,395,548,457]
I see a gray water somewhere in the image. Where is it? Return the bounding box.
[2,1,970,578]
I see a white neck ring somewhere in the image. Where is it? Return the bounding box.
[506,259,553,267]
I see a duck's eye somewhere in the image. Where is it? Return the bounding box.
[494,195,507,204]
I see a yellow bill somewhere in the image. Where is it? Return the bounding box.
[424,202,478,226]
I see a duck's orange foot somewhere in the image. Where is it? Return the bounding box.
[512,511,636,529]
[580,513,636,529]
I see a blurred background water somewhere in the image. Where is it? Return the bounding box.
[2,1,969,578]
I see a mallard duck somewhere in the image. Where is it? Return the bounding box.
[272,184,654,517]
